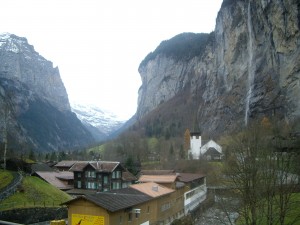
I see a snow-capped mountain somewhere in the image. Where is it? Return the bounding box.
[71,102,126,141]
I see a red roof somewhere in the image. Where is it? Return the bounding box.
[35,171,73,190]
[130,182,174,198]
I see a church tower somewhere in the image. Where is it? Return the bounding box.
[190,132,201,159]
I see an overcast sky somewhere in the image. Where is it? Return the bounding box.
[0,0,222,120]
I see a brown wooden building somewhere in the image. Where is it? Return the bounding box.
[69,161,136,193]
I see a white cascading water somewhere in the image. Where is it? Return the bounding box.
[245,0,255,126]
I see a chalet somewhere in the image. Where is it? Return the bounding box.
[69,161,136,193]
[188,132,223,160]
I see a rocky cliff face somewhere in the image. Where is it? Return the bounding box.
[137,0,300,135]
[0,33,70,111]
[0,33,94,152]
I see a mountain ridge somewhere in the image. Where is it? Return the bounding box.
[135,0,300,138]
[0,33,95,152]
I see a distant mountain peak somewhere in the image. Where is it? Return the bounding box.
[70,102,126,141]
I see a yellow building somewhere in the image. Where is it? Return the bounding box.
[64,172,206,225]
[64,182,181,225]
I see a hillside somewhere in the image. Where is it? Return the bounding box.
[0,172,72,211]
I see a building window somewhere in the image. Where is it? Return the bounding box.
[135,212,139,219]
[128,213,132,221]
[77,181,81,188]
[112,171,122,179]
[119,215,122,224]
[112,181,121,190]
[103,175,108,184]
[77,172,81,178]
[161,202,171,212]
[85,171,96,178]
[87,182,97,189]
[147,206,150,213]
[116,171,121,178]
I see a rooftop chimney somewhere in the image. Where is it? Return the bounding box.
[152,185,158,192]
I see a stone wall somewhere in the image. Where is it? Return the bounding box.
[0,207,67,224]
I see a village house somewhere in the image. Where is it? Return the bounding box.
[138,171,207,214]
[67,161,136,194]
[188,132,223,160]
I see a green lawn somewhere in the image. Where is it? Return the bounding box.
[0,175,72,211]
[0,169,14,190]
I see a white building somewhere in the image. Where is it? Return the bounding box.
[188,132,222,160]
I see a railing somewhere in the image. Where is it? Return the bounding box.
[0,172,23,202]
[184,184,207,214]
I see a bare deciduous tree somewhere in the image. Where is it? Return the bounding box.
[223,119,299,225]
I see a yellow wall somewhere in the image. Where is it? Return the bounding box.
[68,199,110,225]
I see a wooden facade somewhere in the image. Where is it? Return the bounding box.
[70,161,135,192]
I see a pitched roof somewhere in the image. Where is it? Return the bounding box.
[204,147,222,155]
[68,161,89,171]
[64,188,152,212]
[138,175,177,183]
[34,171,73,190]
[89,161,120,172]
[69,161,120,172]
[55,171,74,180]
[122,170,137,181]
[139,170,175,176]
[66,188,98,195]
[54,160,78,168]
[130,182,174,198]
[137,170,206,184]
[176,173,205,183]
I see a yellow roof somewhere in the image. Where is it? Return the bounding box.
[130,182,174,198]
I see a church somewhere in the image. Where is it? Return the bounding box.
[188,132,223,160]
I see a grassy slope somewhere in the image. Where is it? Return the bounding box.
[0,169,14,190]
[0,174,72,211]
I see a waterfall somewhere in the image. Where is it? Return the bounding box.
[245,0,255,126]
